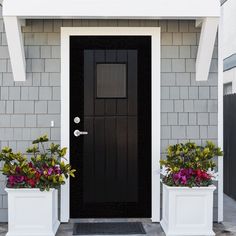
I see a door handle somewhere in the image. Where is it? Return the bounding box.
[74,129,88,137]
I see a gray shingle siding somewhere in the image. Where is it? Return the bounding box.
[0,13,218,222]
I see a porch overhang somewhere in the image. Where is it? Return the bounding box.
[2,0,220,81]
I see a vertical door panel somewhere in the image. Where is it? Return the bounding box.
[127,117,138,202]
[116,117,128,202]
[127,51,137,116]
[104,117,117,201]
[94,117,106,202]
[84,50,94,116]
[83,117,95,202]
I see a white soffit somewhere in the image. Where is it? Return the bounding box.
[2,0,220,81]
[3,0,220,18]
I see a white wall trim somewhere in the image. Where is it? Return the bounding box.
[224,68,236,94]
[60,27,161,223]
[218,8,224,222]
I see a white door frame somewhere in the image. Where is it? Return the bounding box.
[60,27,161,223]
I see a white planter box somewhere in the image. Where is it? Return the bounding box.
[5,188,60,236]
[160,183,216,236]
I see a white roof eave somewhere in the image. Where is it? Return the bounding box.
[3,0,220,19]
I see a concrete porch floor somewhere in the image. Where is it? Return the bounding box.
[0,194,236,236]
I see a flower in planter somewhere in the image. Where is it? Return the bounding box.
[160,141,223,187]
[0,135,76,191]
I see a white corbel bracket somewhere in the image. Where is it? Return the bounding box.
[3,16,26,81]
[196,17,219,81]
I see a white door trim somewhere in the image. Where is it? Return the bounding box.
[60,27,161,222]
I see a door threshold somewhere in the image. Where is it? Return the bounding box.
[69,218,152,223]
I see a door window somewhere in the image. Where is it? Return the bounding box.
[96,63,127,98]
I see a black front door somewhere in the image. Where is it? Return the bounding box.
[70,36,151,218]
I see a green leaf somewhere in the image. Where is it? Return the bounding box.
[59,148,67,157]
[32,135,49,144]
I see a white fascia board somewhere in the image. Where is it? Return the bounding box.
[3,16,26,81]
[3,0,220,18]
[196,17,219,81]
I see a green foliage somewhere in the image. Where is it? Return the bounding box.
[160,141,223,187]
[0,135,76,191]
[160,141,223,173]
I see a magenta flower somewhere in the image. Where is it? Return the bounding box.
[15,167,21,174]
[173,172,181,181]
[54,165,61,174]
[8,175,24,187]
[47,168,54,176]
[8,176,15,186]
[180,176,187,185]
[172,168,195,185]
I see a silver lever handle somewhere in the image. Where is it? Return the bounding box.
[74,129,88,137]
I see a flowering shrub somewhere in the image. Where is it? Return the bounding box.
[160,141,223,187]
[0,135,76,191]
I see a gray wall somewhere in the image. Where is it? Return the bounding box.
[0,7,218,221]
[224,82,233,95]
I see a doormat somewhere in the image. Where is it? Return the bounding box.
[73,222,146,235]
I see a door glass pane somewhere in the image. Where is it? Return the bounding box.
[96,64,127,98]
